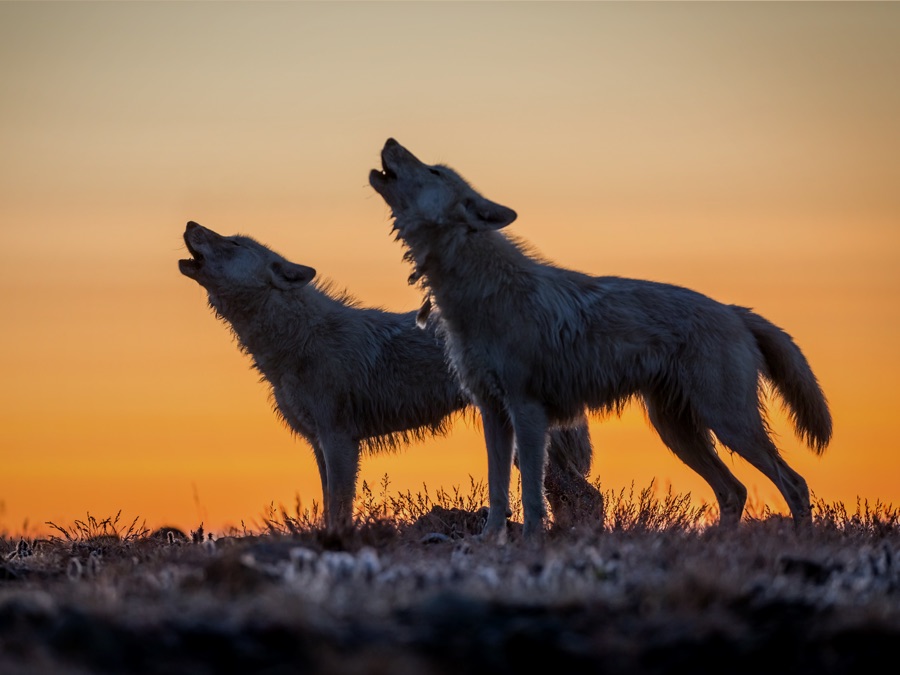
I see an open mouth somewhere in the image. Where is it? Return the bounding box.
[380,144,398,178]
[369,165,395,196]
[374,147,398,182]
[186,236,203,260]
[178,226,205,277]
[379,164,397,181]
[178,255,202,277]
[371,164,396,185]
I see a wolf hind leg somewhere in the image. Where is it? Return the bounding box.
[712,419,812,527]
[647,396,747,527]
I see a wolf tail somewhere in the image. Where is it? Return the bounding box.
[735,306,833,454]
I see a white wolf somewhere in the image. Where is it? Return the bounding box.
[178,221,602,532]
[369,138,833,542]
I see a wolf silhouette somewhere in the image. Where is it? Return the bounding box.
[179,221,602,531]
[370,138,832,542]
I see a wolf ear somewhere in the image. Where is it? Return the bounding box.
[461,196,517,231]
[269,260,316,290]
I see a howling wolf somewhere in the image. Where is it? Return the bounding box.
[178,221,602,532]
[369,138,832,542]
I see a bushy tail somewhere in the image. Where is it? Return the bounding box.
[546,413,594,477]
[735,307,832,454]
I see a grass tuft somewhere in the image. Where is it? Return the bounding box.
[45,510,148,544]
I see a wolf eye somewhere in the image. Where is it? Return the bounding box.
[429,168,441,176]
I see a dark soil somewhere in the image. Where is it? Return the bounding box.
[2,507,899,674]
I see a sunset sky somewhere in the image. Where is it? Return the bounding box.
[2,2,898,536]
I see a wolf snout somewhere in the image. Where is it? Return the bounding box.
[185,221,206,240]
[380,137,408,166]
[371,145,398,190]
[185,221,218,243]
[380,138,423,171]
[182,221,209,260]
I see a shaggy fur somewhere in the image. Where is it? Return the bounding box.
[369,138,832,542]
[179,221,602,531]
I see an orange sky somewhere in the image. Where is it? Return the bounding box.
[2,2,898,536]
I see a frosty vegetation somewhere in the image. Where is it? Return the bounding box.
[2,478,899,674]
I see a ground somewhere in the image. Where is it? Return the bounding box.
[2,492,899,674]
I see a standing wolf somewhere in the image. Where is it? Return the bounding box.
[178,221,602,532]
[369,138,832,542]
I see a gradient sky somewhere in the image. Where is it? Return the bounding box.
[1,2,898,536]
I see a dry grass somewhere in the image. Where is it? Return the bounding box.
[2,479,899,675]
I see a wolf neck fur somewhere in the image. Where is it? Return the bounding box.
[402,220,537,327]
[210,283,342,379]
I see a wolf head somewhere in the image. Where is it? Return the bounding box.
[179,221,316,312]
[369,138,517,243]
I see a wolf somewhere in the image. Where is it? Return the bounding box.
[178,221,603,532]
[369,138,832,542]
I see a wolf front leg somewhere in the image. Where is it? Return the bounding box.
[319,430,362,532]
[479,405,515,544]
[510,401,550,541]
[309,441,330,526]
